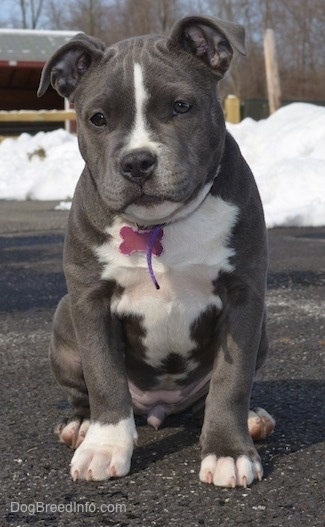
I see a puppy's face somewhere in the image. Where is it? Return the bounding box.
[74,37,226,225]
[38,17,246,225]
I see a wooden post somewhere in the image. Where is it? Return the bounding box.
[64,97,71,133]
[224,95,241,123]
[263,28,281,114]
[0,110,76,122]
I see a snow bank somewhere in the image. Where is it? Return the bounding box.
[1,102,325,228]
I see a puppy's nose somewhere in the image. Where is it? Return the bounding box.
[120,149,157,182]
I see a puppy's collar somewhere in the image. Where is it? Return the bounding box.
[118,179,216,290]
[119,225,164,290]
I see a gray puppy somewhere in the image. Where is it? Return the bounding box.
[38,15,275,487]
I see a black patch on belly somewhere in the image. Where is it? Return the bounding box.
[159,352,188,374]
[187,304,222,377]
[122,314,160,389]
[125,354,160,390]
[122,313,147,357]
[121,304,222,390]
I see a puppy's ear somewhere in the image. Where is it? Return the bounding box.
[169,16,246,79]
[37,33,105,99]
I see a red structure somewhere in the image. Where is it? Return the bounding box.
[0,28,77,133]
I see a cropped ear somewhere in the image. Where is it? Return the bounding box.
[169,15,246,79]
[37,33,106,99]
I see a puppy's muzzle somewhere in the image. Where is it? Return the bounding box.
[120,149,157,183]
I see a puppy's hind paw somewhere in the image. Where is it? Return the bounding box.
[248,407,275,440]
[55,418,90,449]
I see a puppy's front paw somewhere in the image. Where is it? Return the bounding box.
[199,454,263,488]
[70,415,137,481]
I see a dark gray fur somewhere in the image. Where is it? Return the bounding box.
[39,16,269,477]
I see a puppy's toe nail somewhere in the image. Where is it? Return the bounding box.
[72,469,79,482]
[242,475,248,488]
[86,469,93,481]
[205,471,213,484]
[109,465,117,478]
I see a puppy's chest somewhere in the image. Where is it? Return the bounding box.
[95,196,238,376]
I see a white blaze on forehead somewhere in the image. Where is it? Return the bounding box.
[126,62,154,151]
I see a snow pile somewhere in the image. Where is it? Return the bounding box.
[227,103,325,227]
[0,128,83,201]
[1,102,324,228]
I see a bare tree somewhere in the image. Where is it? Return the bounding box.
[196,0,325,102]
[102,0,185,42]
[44,0,71,30]
[11,0,45,28]
[66,0,111,36]
[2,0,324,102]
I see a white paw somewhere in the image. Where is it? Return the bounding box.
[70,414,137,481]
[199,454,263,488]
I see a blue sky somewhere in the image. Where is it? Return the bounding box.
[0,0,48,28]
[1,1,21,27]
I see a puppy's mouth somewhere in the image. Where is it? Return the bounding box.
[122,189,181,225]
[133,193,165,207]
[122,182,214,226]
[123,199,181,226]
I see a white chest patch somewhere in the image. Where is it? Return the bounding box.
[95,195,238,374]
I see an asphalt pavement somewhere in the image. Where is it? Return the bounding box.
[1,200,324,527]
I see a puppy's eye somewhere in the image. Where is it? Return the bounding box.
[173,100,192,115]
[90,113,107,127]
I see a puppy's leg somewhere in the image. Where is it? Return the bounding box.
[199,298,269,488]
[255,310,269,371]
[50,295,90,449]
[249,313,275,440]
[51,292,137,481]
[193,403,275,441]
